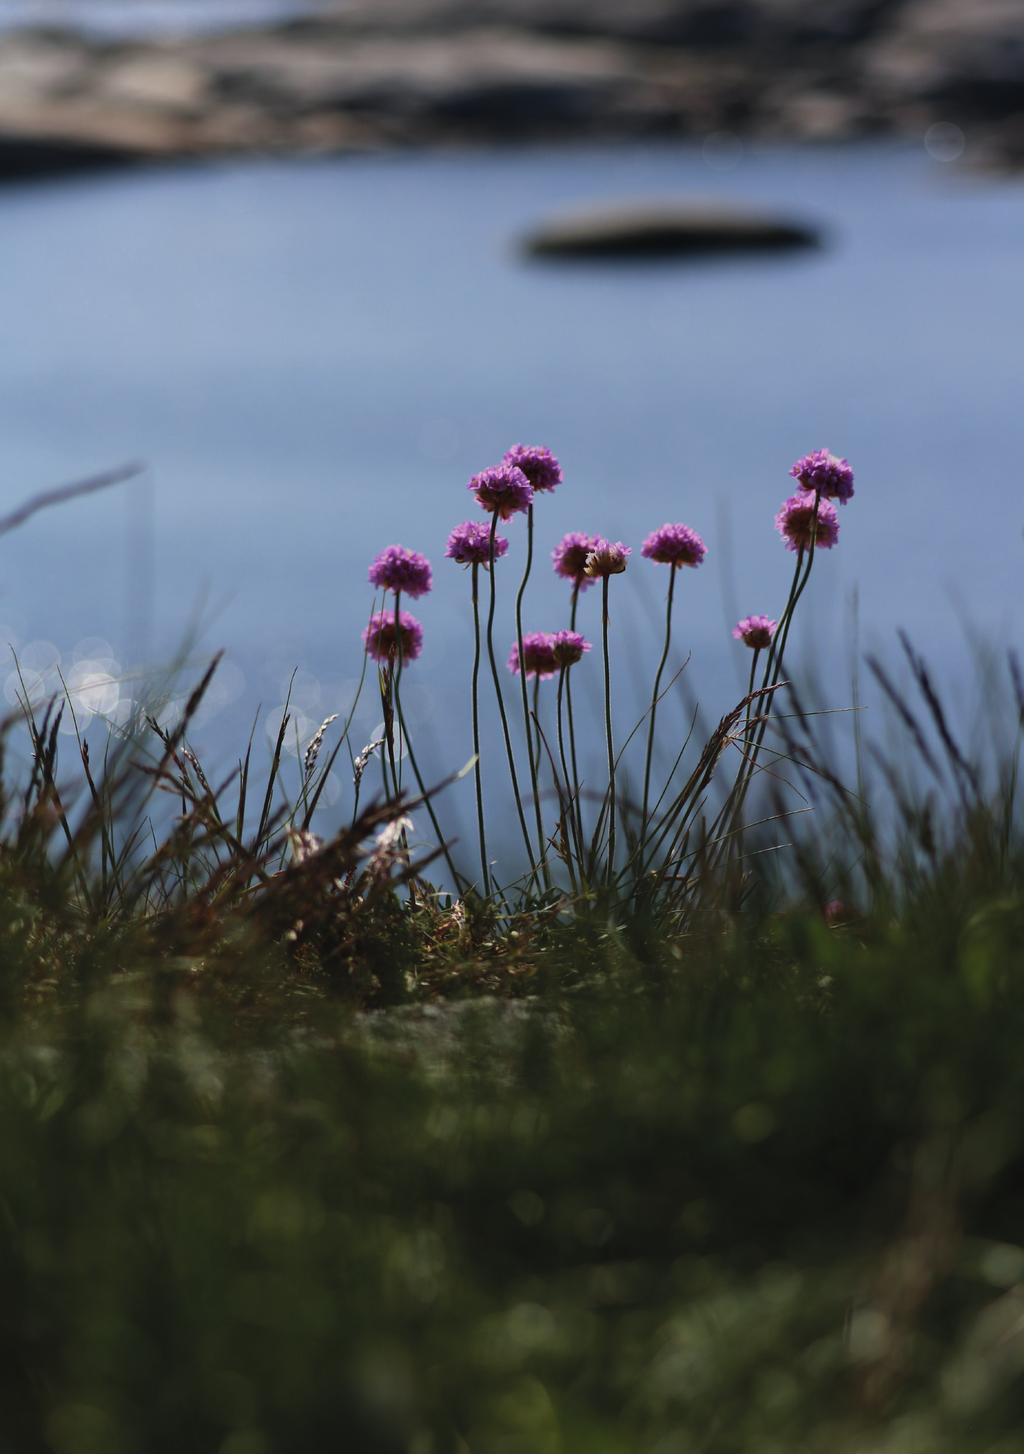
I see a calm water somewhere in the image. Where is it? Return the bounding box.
[0,142,1020,854]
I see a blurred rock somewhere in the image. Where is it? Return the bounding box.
[523,201,820,258]
[0,0,1020,179]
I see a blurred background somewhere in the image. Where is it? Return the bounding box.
[0,0,1021,865]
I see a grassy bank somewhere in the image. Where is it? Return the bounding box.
[1,657,1022,1452]
[3,812,1024,1453]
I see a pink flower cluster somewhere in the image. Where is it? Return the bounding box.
[359,443,855,668]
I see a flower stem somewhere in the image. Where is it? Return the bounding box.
[641,564,677,844]
[393,671,462,891]
[743,647,761,741]
[566,583,584,855]
[728,490,823,838]
[531,676,542,778]
[485,512,538,876]
[601,575,616,890]
[392,592,405,796]
[515,504,549,886]
[470,562,490,895]
[557,665,583,882]
[381,595,402,801]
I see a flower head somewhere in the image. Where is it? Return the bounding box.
[732,615,777,649]
[789,449,854,505]
[362,609,424,663]
[507,632,558,679]
[641,522,707,569]
[552,532,600,591]
[775,493,839,552]
[445,520,508,568]
[368,544,432,598]
[502,443,562,495]
[584,539,631,578]
[550,630,591,668]
[468,464,533,519]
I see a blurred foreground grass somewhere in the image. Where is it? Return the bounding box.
[3,851,1024,1454]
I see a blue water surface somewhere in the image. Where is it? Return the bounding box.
[0,141,1020,864]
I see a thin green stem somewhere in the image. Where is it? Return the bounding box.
[726,490,823,843]
[393,672,462,891]
[641,565,677,843]
[567,584,584,858]
[531,676,542,779]
[557,665,583,882]
[470,563,490,895]
[743,648,760,740]
[485,512,538,875]
[381,620,400,805]
[515,505,548,885]
[601,575,616,890]
[718,547,804,832]
[391,593,404,797]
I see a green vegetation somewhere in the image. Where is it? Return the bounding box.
[1,641,1022,1453]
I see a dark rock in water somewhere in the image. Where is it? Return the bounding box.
[522,203,821,259]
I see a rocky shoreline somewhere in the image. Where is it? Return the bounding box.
[0,0,1021,180]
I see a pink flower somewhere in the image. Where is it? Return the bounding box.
[363,610,424,663]
[468,464,533,519]
[507,632,558,679]
[552,532,600,591]
[445,520,509,568]
[368,544,432,598]
[641,522,706,568]
[502,443,562,494]
[790,449,854,505]
[550,630,591,667]
[732,615,777,649]
[774,493,839,552]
